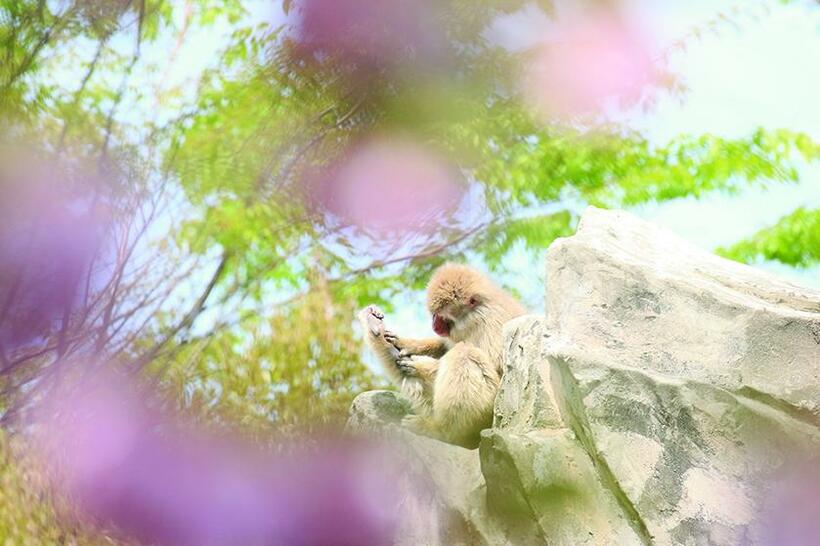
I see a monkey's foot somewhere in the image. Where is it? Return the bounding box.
[359,304,386,336]
[360,305,404,351]
[401,414,424,430]
[401,415,439,440]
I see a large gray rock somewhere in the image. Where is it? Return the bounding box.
[542,207,820,543]
[545,207,819,415]
[350,207,820,545]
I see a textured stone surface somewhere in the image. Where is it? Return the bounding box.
[348,389,413,431]
[349,207,820,545]
[545,207,820,415]
[493,315,562,432]
[480,428,642,544]
[543,207,820,543]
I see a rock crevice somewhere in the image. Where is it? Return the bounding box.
[550,354,653,544]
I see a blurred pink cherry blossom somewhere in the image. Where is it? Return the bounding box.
[524,8,656,120]
[758,462,820,545]
[292,0,443,73]
[31,370,402,546]
[310,137,464,233]
[0,155,107,351]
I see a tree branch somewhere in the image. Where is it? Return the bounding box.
[131,253,229,370]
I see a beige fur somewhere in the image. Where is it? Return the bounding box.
[358,263,526,448]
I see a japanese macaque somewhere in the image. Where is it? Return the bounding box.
[358,263,526,448]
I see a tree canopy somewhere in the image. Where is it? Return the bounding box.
[0,0,817,435]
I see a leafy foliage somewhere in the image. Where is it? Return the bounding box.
[158,272,381,433]
[719,208,820,268]
[0,431,111,545]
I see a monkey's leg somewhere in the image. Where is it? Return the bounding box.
[394,354,440,425]
[358,305,434,416]
[431,343,501,448]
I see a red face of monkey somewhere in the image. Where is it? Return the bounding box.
[431,295,480,337]
[432,313,452,336]
[426,263,486,338]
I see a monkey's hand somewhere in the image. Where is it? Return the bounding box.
[401,414,425,429]
[396,355,438,382]
[396,355,418,377]
[384,330,414,355]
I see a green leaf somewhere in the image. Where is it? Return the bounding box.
[718,208,820,268]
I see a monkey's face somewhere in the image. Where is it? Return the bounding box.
[430,294,481,338]
[426,263,486,338]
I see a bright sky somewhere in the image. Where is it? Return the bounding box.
[628,0,820,288]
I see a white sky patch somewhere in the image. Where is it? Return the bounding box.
[626,0,820,289]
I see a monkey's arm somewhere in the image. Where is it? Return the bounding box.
[384,333,449,358]
[359,305,437,418]
[357,305,402,384]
